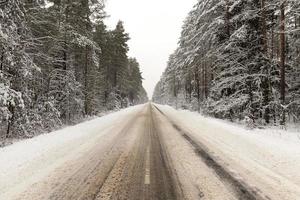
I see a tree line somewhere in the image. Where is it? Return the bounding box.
[0,0,147,139]
[153,0,300,126]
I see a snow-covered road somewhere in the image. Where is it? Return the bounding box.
[155,104,300,200]
[0,105,145,200]
[0,103,300,200]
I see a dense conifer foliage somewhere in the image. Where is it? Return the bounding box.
[0,0,147,139]
[153,0,300,126]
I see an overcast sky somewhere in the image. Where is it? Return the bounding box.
[105,0,197,98]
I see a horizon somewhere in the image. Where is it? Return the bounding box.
[105,0,197,98]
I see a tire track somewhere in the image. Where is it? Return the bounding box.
[153,105,271,200]
[45,108,144,200]
[96,104,183,200]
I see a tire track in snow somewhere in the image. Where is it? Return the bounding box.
[94,104,182,200]
[153,104,271,200]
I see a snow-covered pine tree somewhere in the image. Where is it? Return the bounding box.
[110,21,131,109]
[286,0,300,122]
[208,0,277,124]
[0,0,39,138]
[0,0,148,140]
[153,0,300,126]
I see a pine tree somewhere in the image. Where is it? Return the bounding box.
[0,0,147,140]
[153,0,300,126]
[0,0,38,137]
[108,21,130,109]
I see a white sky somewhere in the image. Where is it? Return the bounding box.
[105,0,197,98]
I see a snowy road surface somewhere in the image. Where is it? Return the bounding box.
[1,104,300,200]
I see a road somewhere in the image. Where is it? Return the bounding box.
[1,103,298,200]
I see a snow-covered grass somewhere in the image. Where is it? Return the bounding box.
[0,109,119,148]
[156,104,300,200]
[0,105,144,200]
[158,104,300,143]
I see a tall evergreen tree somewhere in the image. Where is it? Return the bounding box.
[0,0,39,137]
[153,0,300,126]
[0,0,147,140]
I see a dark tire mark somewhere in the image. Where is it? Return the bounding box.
[153,104,271,200]
[148,106,183,200]
[93,104,183,200]
[47,110,143,200]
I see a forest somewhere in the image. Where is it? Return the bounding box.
[0,0,147,140]
[153,0,300,126]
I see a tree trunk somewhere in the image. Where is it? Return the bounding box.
[84,8,91,116]
[261,0,268,53]
[63,0,70,123]
[6,104,15,139]
[280,0,286,125]
[261,0,270,124]
[84,45,89,115]
[203,60,208,99]
[270,13,275,59]
[195,66,201,112]
[0,48,4,71]
[225,0,230,37]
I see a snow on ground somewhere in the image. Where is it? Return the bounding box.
[155,104,300,200]
[154,109,237,200]
[0,105,144,200]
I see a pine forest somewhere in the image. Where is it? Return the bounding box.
[153,0,300,126]
[0,0,147,140]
